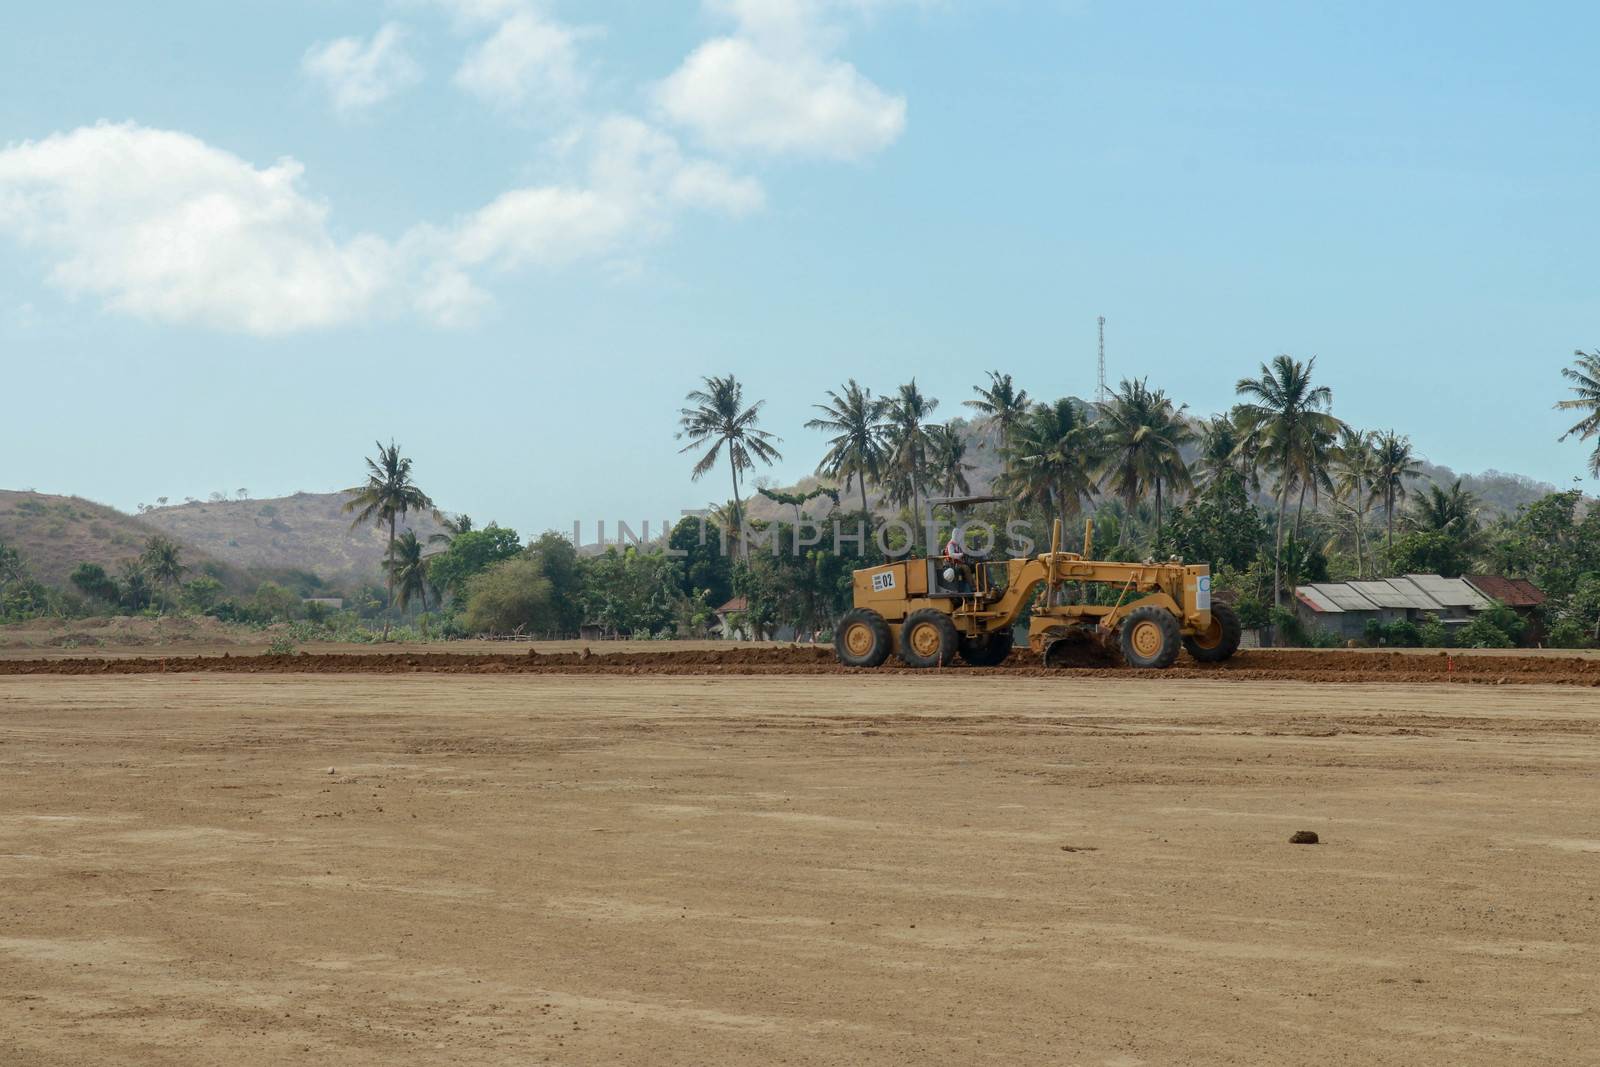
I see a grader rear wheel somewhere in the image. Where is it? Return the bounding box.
[834,609,891,668]
[1118,606,1181,669]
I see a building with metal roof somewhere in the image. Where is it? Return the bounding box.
[1294,574,1544,643]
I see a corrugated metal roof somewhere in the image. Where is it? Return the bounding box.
[1296,586,1343,613]
[1464,575,1547,608]
[1347,580,1419,609]
[1405,574,1492,610]
[1381,578,1446,611]
[1316,583,1380,611]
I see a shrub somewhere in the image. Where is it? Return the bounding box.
[265,633,297,656]
[461,556,556,634]
[1417,613,1452,648]
[1546,618,1594,649]
[1457,602,1524,649]
[1364,618,1422,648]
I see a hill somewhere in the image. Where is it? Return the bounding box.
[0,491,251,591]
[138,491,448,589]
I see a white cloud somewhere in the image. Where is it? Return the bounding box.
[0,120,760,333]
[302,23,422,115]
[657,0,906,160]
[0,123,391,334]
[446,116,762,272]
[454,10,586,110]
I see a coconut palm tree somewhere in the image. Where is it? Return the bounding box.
[386,529,434,613]
[1409,479,1481,538]
[677,375,783,558]
[1330,427,1378,579]
[1097,378,1194,543]
[1234,356,1339,610]
[1557,349,1600,477]
[429,513,474,546]
[925,424,976,498]
[1004,398,1101,533]
[345,440,438,633]
[1370,430,1422,555]
[886,380,939,553]
[964,371,1031,477]
[140,535,187,600]
[806,379,890,516]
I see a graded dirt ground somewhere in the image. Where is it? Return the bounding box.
[1,672,1597,1065]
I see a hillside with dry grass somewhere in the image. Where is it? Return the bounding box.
[139,491,448,588]
[0,491,250,590]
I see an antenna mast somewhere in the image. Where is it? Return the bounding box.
[1096,315,1108,404]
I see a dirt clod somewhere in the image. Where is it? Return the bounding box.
[1290,830,1320,844]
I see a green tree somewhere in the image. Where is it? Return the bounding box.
[70,562,119,604]
[1003,398,1101,534]
[428,513,474,546]
[180,575,225,613]
[385,529,434,613]
[427,525,523,602]
[461,556,557,635]
[1235,355,1340,611]
[527,531,586,635]
[141,535,187,606]
[1098,378,1194,542]
[1330,427,1378,579]
[1370,430,1422,555]
[677,375,783,558]
[1556,349,1600,477]
[806,379,890,516]
[963,371,1031,478]
[1162,477,1266,571]
[925,423,975,498]
[344,440,438,634]
[118,562,153,612]
[886,380,939,553]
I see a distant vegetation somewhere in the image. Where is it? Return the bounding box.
[1,351,1596,649]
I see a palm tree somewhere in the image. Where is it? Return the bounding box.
[887,380,939,553]
[1557,349,1600,477]
[1234,355,1339,610]
[925,424,975,498]
[1370,430,1422,555]
[1410,479,1481,538]
[429,513,474,546]
[678,376,783,558]
[141,535,186,594]
[1004,398,1101,533]
[1330,427,1378,579]
[345,440,438,632]
[964,371,1031,477]
[386,529,434,613]
[1097,379,1194,542]
[806,380,890,516]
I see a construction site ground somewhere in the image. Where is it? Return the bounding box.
[2,646,1597,1064]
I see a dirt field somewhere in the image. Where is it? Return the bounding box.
[3,671,1598,1065]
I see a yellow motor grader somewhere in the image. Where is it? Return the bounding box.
[833,520,1240,669]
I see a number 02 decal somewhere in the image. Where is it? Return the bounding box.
[871,570,897,593]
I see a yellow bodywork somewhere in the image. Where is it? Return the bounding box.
[849,522,1215,656]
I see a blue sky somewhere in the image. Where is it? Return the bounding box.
[2,0,1596,537]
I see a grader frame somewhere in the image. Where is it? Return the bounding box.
[833,520,1240,670]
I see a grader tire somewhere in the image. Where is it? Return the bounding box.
[899,609,960,668]
[1118,606,1182,669]
[835,609,892,668]
[959,631,1014,667]
[1183,602,1242,663]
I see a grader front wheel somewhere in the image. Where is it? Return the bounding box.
[899,609,960,668]
[1183,602,1242,663]
[1118,606,1181,669]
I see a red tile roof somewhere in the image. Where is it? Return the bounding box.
[1464,575,1545,608]
[715,597,748,614]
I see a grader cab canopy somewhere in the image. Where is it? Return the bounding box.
[833,519,1240,670]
